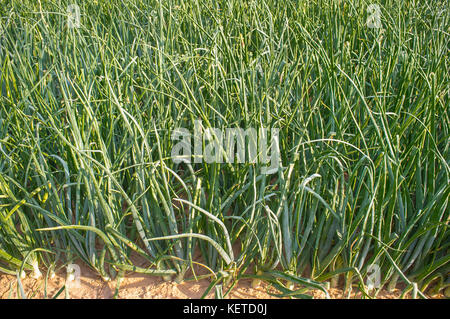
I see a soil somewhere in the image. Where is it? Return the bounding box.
[0,260,445,299]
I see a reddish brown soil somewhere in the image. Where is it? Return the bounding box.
[0,260,445,299]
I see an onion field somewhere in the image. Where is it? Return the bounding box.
[0,0,448,298]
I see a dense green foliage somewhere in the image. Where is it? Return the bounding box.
[0,0,448,298]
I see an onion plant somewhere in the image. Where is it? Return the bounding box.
[0,0,448,298]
